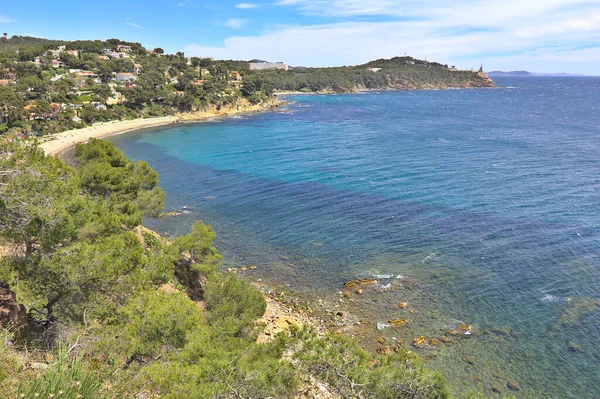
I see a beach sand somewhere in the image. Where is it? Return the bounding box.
[39,116,178,156]
[40,99,284,156]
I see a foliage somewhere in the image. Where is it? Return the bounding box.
[204,273,266,337]
[75,138,165,225]
[0,141,457,398]
[16,357,104,399]
[258,56,491,93]
[292,329,451,399]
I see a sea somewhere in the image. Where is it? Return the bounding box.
[110,77,600,398]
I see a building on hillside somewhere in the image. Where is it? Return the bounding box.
[200,68,210,77]
[230,71,242,84]
[46,49,62,59]
[34,57,42,66]
[117,45,132,53]
[134,64,143,74]
[50,60,65,68]
[0,79,12,86]
[77,71,100,83]
[50,103,63,114]
[3,68,16,80]
[66,50,79,57]
[115,72,137,83]
[193,80,206,86]
[104,50,121,58]
[367,67,382,72]
[146,49,156,55]
[248,62,288,71]
[98,55,110,61]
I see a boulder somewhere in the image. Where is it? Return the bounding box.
[0,283,27,332]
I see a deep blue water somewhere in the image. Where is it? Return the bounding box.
[110,77,600,398]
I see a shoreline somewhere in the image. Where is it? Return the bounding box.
[39,99,284,156]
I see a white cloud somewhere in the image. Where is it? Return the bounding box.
[224,19,249,29]
[0,15,14,23]
[235,3,259,8]
[127,22,144,29]
[185,0,600,74]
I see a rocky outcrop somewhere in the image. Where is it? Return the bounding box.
[0,282,27,332]
[174,253,208,302]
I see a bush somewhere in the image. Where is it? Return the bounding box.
[204,273,266,337]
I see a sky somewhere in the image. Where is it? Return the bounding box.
[1,0,599,74]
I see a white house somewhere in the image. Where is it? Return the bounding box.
[115,72,137,83]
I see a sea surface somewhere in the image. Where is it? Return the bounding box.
[110,77,600,398]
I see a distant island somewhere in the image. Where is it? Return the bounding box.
[488,70,586,77]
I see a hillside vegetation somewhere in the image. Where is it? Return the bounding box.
[1,36,493,139]
[0,139,452,398]
[259,57,495,93]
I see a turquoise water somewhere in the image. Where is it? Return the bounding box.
[110,77,600,398]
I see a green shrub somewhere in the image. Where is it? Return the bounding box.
[204,273,266,337]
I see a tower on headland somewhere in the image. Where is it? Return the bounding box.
[478,63,484,73]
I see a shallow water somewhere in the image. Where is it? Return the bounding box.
[110,77,600,398]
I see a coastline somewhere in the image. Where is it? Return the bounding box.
[39,99,284,156]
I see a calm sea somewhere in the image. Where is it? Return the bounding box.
[110,77,600,398]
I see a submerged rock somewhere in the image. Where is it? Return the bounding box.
[448,324,475,336]
[412,336,439,349]
[491,382,502,393]
[388,318,408,327]
[568,341,584,353]
[559,297,600,326]
[507,380,521,391]
[343,278,379,288]
[399,302,409,310]
[463,355,475,365]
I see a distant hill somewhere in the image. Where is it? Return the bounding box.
[488,70,585,77]
[487,71,532,76]
[260,56,496,93]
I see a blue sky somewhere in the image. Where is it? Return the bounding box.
[1,0,599,74]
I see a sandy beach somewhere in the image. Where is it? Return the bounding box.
[39,99,284,156]
[39,116,178,156]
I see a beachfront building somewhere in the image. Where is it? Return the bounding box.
[248,62,289,71]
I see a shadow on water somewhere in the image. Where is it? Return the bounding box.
[111,79,600,397]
